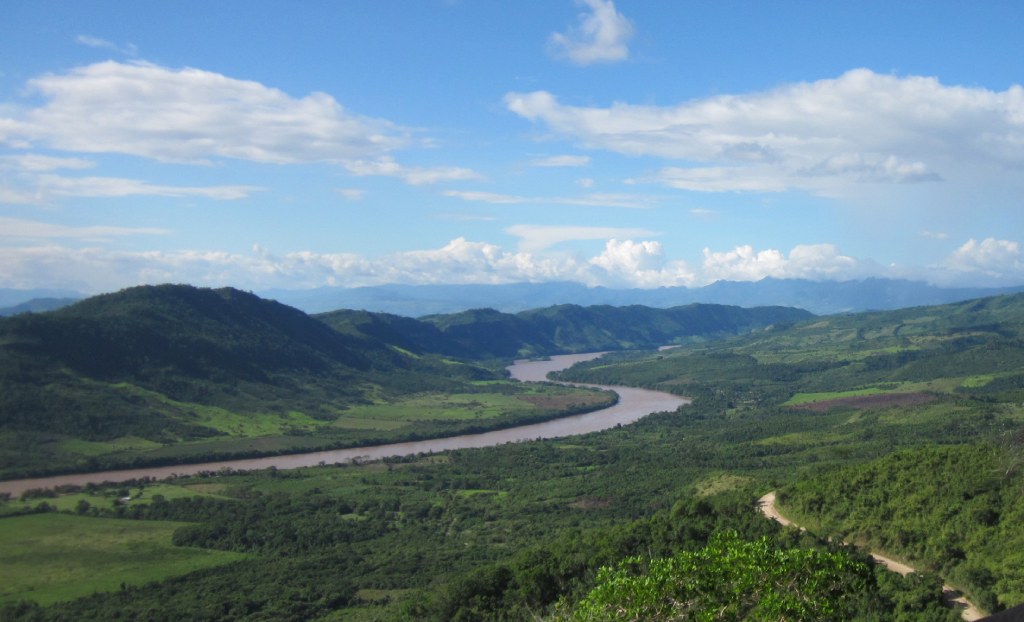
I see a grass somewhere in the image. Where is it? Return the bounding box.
[57,436,164,457]
[783,387,891,406]
[0,513,247,606]
[337,392,536,425]
[3,482,234,515]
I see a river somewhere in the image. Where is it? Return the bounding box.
[0,352,689,496]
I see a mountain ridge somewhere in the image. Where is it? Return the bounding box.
[263,278,1024,316]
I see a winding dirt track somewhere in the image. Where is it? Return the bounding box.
[757,492,984,621]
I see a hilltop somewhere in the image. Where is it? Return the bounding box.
[0,284,803,478]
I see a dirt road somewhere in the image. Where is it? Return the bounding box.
[757,492,984,621]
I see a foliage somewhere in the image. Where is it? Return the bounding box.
[780,442,1024,612]
[561,531,873,621]
[4,291,1024,619]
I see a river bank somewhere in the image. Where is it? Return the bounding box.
[0,353,688,497]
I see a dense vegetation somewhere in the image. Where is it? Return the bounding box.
[320,301,811,360]
[2,289,1023,619]
[780,443,1024,613]
[0,285,805,478]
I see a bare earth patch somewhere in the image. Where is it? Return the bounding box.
[792,392,935,412]
[569,497,612,510]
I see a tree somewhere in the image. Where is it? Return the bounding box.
[562,531,872,621]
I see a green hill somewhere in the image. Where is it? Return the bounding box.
[0,286,809,479]
[7,292,1023,620]
[0,285,500,477]
[321,302,814,360]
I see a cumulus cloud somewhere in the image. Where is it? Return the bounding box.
[3,235,1020,294]
[0,235,698,293]
[0,239,577,292]
[943,238,1023,285]
[343,156,481,185]
[506,69,1024,196]
[1,61,408,164]
[589,239,695,287]
[701,243,861,282]
[505,224,657,252]
[549,0,634,66]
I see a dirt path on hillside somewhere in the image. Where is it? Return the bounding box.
[757,492,984,621]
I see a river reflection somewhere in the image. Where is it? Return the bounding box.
[0,353,688,496]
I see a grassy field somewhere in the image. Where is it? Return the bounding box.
[1,381,613,479]
[0,513,247,606]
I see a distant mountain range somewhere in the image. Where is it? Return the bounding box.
[262,278,1024,316]
[4,278,1023,318]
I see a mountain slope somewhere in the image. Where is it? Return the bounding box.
[0,285,497,476]
[319,303,814,360]
[264,278,1024,316]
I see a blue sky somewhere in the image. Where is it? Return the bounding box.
[2,0,1022,294]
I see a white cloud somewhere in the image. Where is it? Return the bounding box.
[645,166,788,193]
[75,35,138,56]
[444,190,527,204]
[529,154,591,167]
[549,0,634,66]
[0,154,95,172]
[943,238,1023,285]
[701,243,861,283]
[505,224,656,252]
[444,189,657,209]
[2,61,409,164]
[34,175,260,200]
[506,69,1024,196]
[337,188,366,201]
[343,156,481,185]
[589,239,695,287]
[576,177,595,188]
[920,230,949,240]
[0,217,169,241]
[3,236,1020,294]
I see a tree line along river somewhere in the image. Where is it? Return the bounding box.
[0,352,689,496]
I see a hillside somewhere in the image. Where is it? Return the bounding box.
[319,302,813,360]
[553,292,1024,615]
[9,293,1019,620]
[0,285,597,478]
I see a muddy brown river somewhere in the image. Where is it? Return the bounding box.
[0,352,689,496]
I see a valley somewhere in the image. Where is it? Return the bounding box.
[1,286,1023,620]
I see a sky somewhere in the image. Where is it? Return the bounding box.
[1,0,1023,295]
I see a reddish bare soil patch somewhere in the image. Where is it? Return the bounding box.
[569,497,612,510]
[793,392,935,412]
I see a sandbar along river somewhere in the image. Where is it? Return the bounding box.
[0,352,689,496]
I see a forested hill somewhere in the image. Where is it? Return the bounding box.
[0,284,804,477]
[319,302,813,359]
[0,285,490,458]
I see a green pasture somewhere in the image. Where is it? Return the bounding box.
[334,385,609,430]
[783,387,891,406]
[0,513,247,606]
[337,392,529,425]
[4,481,235,515]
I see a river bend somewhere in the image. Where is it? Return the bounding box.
[0,352,688,496]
